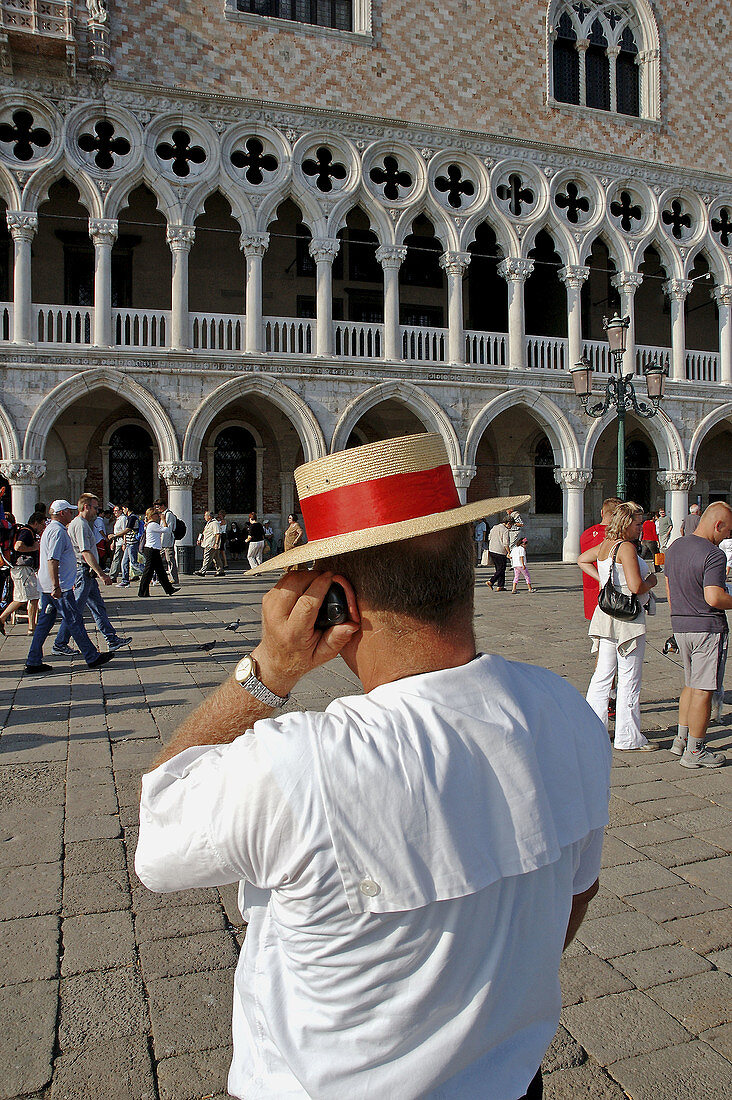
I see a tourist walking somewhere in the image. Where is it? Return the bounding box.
[25,500,114,673]
[245,512,266,570]
[665,501,732,768]
[138,509,178,597]
[510,537,534,593]
[486,516,512,590]
[0,510,44,634]
[154,497,180,584]
[195,512,224,577]
[117,502,141,587]
[474,518,487,564]
[656,507,672,552]
[579,498,622,621]
[682,503,701,536]
[108,505,126,581]
[53,494,131,656]
[579,502,658,751]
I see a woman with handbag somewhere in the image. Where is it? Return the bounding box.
[578,502,659,751]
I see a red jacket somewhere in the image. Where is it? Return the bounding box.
[580,523,607,621]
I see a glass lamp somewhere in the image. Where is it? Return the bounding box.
[570,357,592,398]
[644,363,667,401]
[603,314,630,356]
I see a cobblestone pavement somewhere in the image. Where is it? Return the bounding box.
[1,563,731,1100]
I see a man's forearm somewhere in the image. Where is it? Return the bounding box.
[49,559,60,588]
[82,549,104,577]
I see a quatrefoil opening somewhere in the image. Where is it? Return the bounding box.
[156,129,207,178]
[0,108,51,162]
[230,138,278,185]
[302,147,347,192]
[434,164,475,209]
[78,119,131,171]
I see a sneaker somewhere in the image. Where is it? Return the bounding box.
[168,586,180,594]
[615,740,659,751]
[108,635,132,652]
[52,643,75,656]
[116,581,130,588]
[670,735,687,756]
[608,699,616,719]
[680,746,726,769]
[194,571,206,577]
[85,652,115,670]
[24,663,53,674]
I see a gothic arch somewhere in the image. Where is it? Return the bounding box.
[521,218,577,266]
[633,234,682,281]
[23,369,180,464]
[582,407,685,472]
[683,241,730,286]
[327,193,393,248]
[394,203,456,252]
[261,184,326,238]
[23,159,103,220]
[460,208,515,261]
[0,400,20,460]
[581,225,631,274]
[183,376,326,464]
[465,389,581,470]
[104,166,182,224]
[331,382,461,466]
[183,181,256,235]
[688,404,732,471]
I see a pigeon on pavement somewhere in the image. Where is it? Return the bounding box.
[226,620,241,632]
[199,641,216,651]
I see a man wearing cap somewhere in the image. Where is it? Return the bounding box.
[136,434,611,1100]
[25,500,115,674]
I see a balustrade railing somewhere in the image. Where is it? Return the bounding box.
[263,316,314,354]
[191,312,243,352]
[35,304,92,345]
[401,325,447,363]
[525,335,567,370]
[334,321,383,359]
[113,308,169,349]
[1,0,73,39]
[465,330,507,366]
[686,350,719,383]
[636,344,670,375]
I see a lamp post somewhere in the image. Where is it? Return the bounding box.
[569,314,667,500]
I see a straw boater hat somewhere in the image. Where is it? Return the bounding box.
[249,433,530,575]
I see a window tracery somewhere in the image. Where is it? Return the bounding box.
[234,0,352,32]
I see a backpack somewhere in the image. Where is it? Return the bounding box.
[137,517,145,541]
[174,517,186,540]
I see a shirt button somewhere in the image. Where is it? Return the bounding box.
[359,878,381,897]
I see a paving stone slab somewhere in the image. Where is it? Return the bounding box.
[665,910,732,955]
[636,836,724,868]
[58,967,148,1050]
[0,762,66,808]
[65,784,119,818]
[64,812,121,843]
[542,1062,627,1099]
[0,806,64,867]
[706,947,732,974]
[561,989,691,1063]
[61,910,137,975]
[613,780,683,804]
[609,944,713,989]
[62,869,130,916]
[669,806,732,834]
[631,796,711,820]
[146,970,235,1058]
[645,970,732,1033]
[585,890,630,920]
[131,882,220,911]
[560,955,632,1007]
[63,838,127,876]
[0,862,62,919]
[673,856,732,905]
[609,1039,732,1100]
[577,910,678,958]
[629,882,726,923]
[155,1046,232,1100]
[133,901,228,943]
[50,1036,157,1100]
[700,1022,732,1061]
[138,929,238,980]
[599,835,643,868]
[608,819,688,847]
[0,979,58,1099]
[540,1023,586,1072]
[697,825,732,853]
[600,860,683,897]
[0,915,59,985]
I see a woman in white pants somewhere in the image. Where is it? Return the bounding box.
[578,502,659,751]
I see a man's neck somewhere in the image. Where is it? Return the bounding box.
[343,612,476,694]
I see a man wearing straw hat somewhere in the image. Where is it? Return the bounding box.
[137,434,611,1100]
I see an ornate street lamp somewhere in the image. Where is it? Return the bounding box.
[569,314,667,500]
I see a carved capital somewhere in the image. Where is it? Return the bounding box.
[657,469,696,493]
[0,459,46,485]
[558,265,590,291]
[612,271,644,295]
[497,257,534,283]
[166,225,196,251]
[451,464,477,489]
[575,38,590,53]
[554,467,592,490]
[309,237,340,263]
[239,232,270,257]
[713,284,732,309]
[89,217,118,246]
[158,461,202,488]
[439,251,471,277]
[375,244,408,269]
[6,211,38,241]
[663,278,694,302]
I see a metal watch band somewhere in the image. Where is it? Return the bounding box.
[241,673,289,709]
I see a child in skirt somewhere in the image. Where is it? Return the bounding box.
[510,537,534,593]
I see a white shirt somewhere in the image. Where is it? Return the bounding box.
[201,519,221,548]
[144,521,164,551]
[67,514,99,566]
[720,538,732,570]
[136,656,610,1100]
[113,515,127,537]
[38,520,78,592]
[510,545,526,568]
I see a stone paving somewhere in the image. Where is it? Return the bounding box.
[0,563,731,1100]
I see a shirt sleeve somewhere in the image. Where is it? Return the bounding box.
[573,827,605,894]
[703,548,727,591]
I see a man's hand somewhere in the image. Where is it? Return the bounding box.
[100,573,113,587]
[253,570,360,698]
[51,584,61,599]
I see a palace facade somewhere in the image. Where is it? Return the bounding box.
[0,1,730,559]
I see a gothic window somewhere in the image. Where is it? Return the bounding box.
[109,425,154,512]
[534,437,562,514]
[234,0,353,31]
[549,1,656,119]
[214,426,257,515]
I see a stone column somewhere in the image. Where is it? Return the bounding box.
[607,45,620,112]
[240,232,269,354]
[576,39,589,105]
[451,464,476,506]
[0,459,46,523]
[658,470,696,543]
[166,225,196,351]
[89,218,118,348]
[7,211,37,345]
[309,237,340,357]
[664,278,693,382]
[159,461,202,573]
[279,471,295,530]
[67,468,88,503]
[440,251,471,366]
[376,245,407,361]
[714,284,732,385]
[498,258,534,370]
[555,468,592,562]
[559,266,589,371]
[255,445,264,516]
[611,272,643,375]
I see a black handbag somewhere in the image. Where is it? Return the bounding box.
[597,542,641,622]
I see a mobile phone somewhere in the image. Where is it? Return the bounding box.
[314,582,349,631]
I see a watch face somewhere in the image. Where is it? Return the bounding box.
[235,655,254,683]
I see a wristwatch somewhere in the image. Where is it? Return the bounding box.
[234,654,290,708]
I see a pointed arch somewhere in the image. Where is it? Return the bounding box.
[460,208,515,260]
[23,369,180,464]
[688,404,732,471]
[521,218,577,265]
[23,159,103,220]
[0,400,20,460]
[331,382,461,465]
[582,225,631,273]
[633,234,682,280]
[582,406,685,472]
[183,180,257,234]
[465,389,580,470]
[183,376,326,464]
[261,184,325,237]
[104,167,182,224]
[394,203,456,252]
[326,192,393,247]
[684,240,731,286]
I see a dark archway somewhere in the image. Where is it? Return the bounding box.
[213,426,257,514]
[534,435,562,513]
[109,424,154,511]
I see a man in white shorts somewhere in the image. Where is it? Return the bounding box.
[665,501,732,768]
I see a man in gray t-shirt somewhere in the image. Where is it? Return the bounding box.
[664,502,732,769]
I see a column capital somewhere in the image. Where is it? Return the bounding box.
[6,211,38,240]
[663,278,694,302]
[558,265,590,290]
[657,469,696,492]
[375,244,408,269]
[554,467,592,489]
[439,250,472,277]
[240,231,270,256]
[309,237,340,263]
[89,217,118,245]
[612,271,644,295]
[498,257,534,283]
[575,38,590,53]
[713,284,732,308]
[0,459,46,484]
[451,464,477,489]
[158,461,202,488]
[166,224,196,251]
